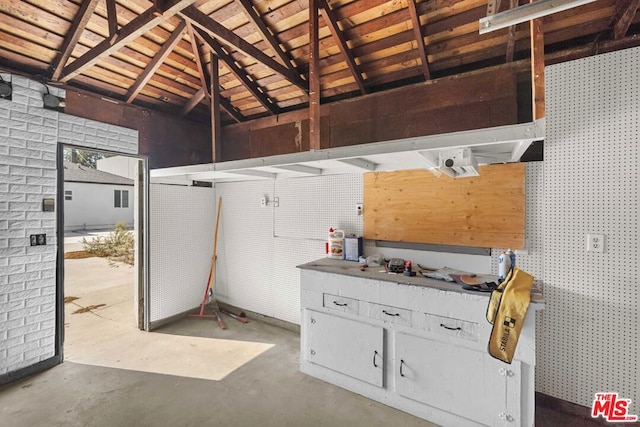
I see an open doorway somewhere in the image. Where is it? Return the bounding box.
[58,145,149,364]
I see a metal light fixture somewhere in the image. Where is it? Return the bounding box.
[43,85,65,109]
[479,0,597,34]
[0,76,12,98]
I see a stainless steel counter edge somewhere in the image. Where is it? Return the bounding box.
[297,258,545,305]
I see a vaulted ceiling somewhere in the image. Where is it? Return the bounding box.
[1,0,638,126]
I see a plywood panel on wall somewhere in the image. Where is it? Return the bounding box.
[363,164,525,248]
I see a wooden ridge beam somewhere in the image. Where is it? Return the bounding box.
[406,0,430,80]
[613,0,639,40]
[193,27,278,115]
[105,0,119,43]
[60,0,199,82]
[309,0,321,150]
[319,0,367,93]
[51,0,101,81]
[179,6,308,93]
[209,57,221,162]
[235,0,297,73]
[185,21,209,98]
[126,20,186,103]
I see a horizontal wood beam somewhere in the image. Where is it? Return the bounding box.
[126,20,186,103]
[60,0,198,82]
[51,0,101,81]
[193,27,278,115]
[319,0,367,93]
[179,6,308,93]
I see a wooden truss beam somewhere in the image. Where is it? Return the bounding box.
[179,6,308,93]
[613,0,640,40]
[51,0,101,81]
[209,57,221,163]
[505,0,518,62]
[105,0,119,43]
[193,27,278,115]
[234,0,296,73]
[530,1,545,120]
[406,0,430,80]
[185,21,208,97]
[219,96,244,123]
[309,0,321,150]
[181,87,206,115]
[126,20,186,103]
[319,0,367,93]
[60,0,198,82]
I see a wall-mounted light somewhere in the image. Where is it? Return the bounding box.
[43,85,65,109]
[479,0,596,34]
[0,76,12,99]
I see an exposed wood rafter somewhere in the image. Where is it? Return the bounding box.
[406,0,430,80]
[319,0,367,93]
[234,0,297,73]
[209,57,221,162]
[126,20,186,103]
[309,0,321,150]
[105,0,119,44]
[181,87,206,115]
[193,27,278,115]
[612,0,640,40]
[179,6,308,93]
[505,0,518,62]
[50,0,101,81]
[60,0,198,82]
[185,21,209,98]
[219,97,244,123]
[530,2,545,120]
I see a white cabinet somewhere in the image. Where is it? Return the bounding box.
[299,260,542,427]
[303,309,384,387]
[395,332,520,426]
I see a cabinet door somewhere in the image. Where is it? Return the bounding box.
[304,309,384,387]
[395,332,506,426]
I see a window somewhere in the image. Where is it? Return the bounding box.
[64,190,72,201]
[114,189,129,208]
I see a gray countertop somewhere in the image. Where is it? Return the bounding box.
[297,258,545,304]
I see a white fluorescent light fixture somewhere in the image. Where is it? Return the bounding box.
[479,0,597,34]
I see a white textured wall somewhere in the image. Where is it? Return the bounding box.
[149,184,215,324]
[537,48,639,412]
[63,182,134,230]
[0,74,137,377]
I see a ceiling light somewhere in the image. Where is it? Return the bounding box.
[479,0,597,34]
[43,85,63,109]
[438,148,479,178]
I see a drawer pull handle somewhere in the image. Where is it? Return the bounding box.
[383,310,400,317]
[373,350,378,368]
[333,301,348,307]
[440,323,461,331]
[400,359,405,377]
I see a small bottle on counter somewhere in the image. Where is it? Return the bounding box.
[498,251,511,281]
[506,248,516,268]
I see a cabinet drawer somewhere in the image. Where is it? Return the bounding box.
[422,313,479,342]
[366,302,412,327]
[323,293,359,315]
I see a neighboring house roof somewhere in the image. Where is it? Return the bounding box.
[64,161,134,186]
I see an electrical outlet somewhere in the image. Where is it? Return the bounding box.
[273,197,279,207]
[586,234,605,252]
[260,196,267,207]
[30,234,46,246]
[356,203,363,216]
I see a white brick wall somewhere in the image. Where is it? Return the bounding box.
[0,74,138,376]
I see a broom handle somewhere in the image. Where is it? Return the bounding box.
[207,197,222,294]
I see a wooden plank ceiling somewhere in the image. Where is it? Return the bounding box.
[0,0,638,126]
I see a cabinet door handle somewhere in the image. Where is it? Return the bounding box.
[400,359,405,377]
[382,310,400,317]
[440,323,461,331]
[333,301,348,307]
[373,350,378,368]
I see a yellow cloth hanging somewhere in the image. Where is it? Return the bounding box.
[486,267,534,363]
